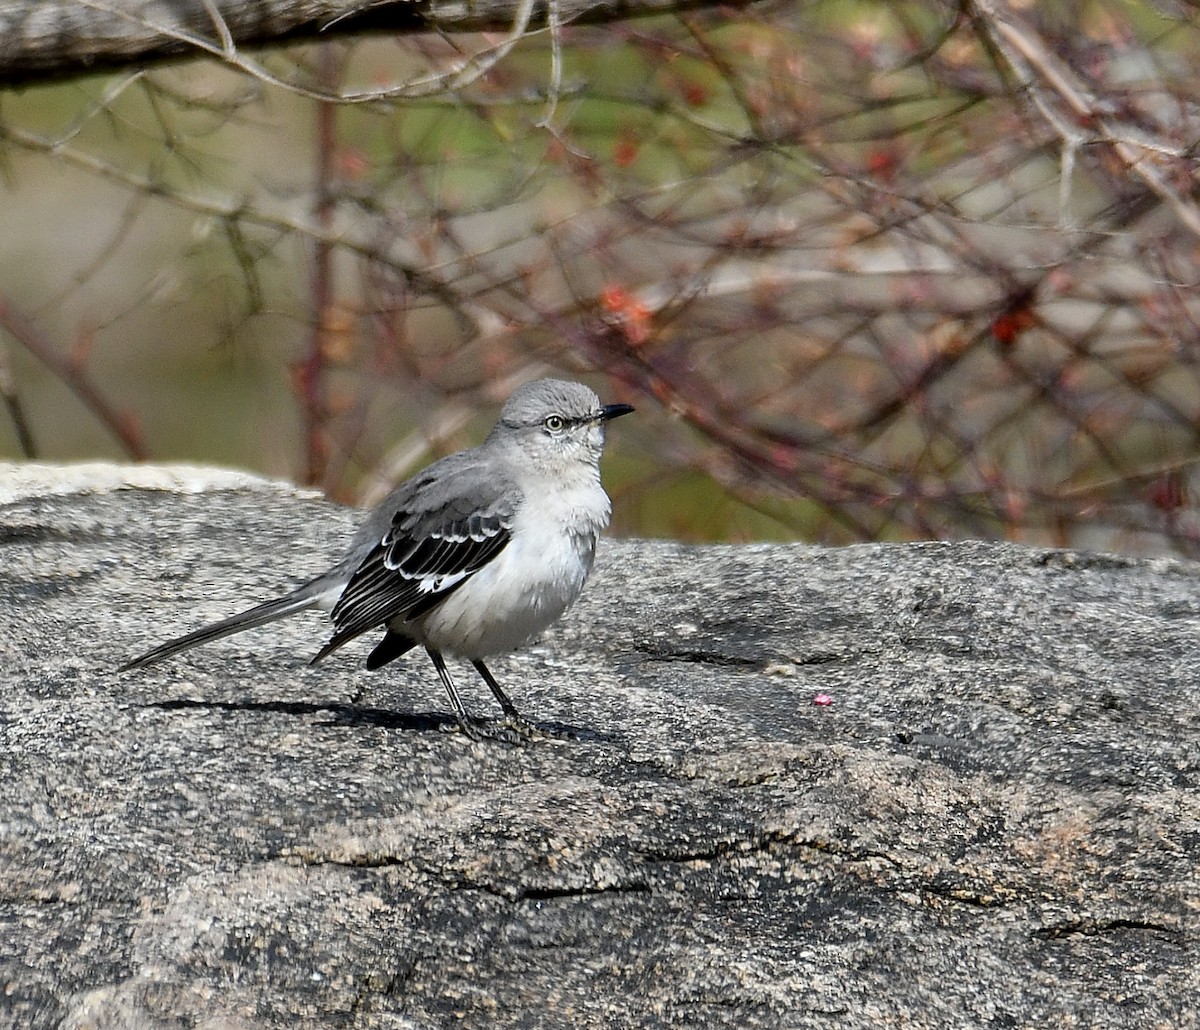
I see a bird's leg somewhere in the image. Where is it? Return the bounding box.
[471,659,561,739]
[427,648,530,739]
[470,658,522,720]
[425,647,483,741]
[424,649,558,742]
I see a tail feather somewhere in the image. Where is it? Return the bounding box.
[119,590,324,672]
[308,624,364,667]
[366,630,417,671]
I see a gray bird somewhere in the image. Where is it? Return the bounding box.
[121,379,634,741]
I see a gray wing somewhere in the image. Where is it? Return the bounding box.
[312,455,519,662]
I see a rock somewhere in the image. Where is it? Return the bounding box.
[1,464,1197,1028]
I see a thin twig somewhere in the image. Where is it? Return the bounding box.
[969,0,1200,239]
[0,339,36,458]
[0,294,147,460]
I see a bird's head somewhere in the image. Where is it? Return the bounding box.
[492,379,634,471]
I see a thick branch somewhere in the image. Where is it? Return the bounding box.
[0,0,749,87]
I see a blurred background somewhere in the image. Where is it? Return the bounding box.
[3,1,1200,551]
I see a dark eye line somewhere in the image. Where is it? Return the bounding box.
[502,412,597,431]
[544,413,592,429]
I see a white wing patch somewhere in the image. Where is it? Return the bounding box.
[419,570,472,594]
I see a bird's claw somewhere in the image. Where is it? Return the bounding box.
[445,713,574,744]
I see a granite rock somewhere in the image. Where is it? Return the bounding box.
[1,465,1197,1028]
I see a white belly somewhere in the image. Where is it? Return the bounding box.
[403,516,599,658]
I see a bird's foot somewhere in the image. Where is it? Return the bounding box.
[444,713,575,744]
[499,714,578,742]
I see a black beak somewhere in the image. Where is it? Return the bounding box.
[600,403,635,422]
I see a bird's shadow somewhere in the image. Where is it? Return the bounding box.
[145,696,616,744]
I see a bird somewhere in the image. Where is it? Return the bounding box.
[121,378,634,741]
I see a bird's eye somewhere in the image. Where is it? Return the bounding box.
[543,414,566,433]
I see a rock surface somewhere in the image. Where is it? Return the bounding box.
[1,464,1198,1029]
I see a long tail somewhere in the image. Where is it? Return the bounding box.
[119,587,329,672]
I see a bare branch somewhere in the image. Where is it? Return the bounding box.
[0,0,758,87]
[0,295,148,460]
[0,339,36,458]
[968,0,1200,239]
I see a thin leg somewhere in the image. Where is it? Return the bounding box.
[472,659,569,740]
[471,659,522,720]
[425,647,481,741]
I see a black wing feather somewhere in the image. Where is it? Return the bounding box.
[310,474,516,663]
